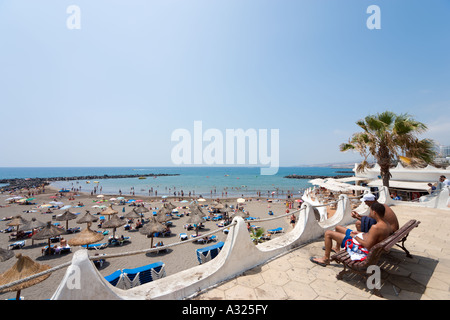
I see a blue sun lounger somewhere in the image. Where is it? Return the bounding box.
[104,262,166,289]
[104,269,122,287]
[81,242,108,250]
[196,241,224,264]
[179,233,188,241]
[8,240,26,250]
[267,227,283,234]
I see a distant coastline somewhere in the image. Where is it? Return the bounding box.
[0,173,180,191]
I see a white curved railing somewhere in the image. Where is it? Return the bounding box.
[3,186,447,300]
[0,193,358,299]
[49,193,356,300]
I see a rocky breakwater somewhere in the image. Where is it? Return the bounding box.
[0,173,180,192]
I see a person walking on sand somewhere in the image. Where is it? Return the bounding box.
[289,212,296,228]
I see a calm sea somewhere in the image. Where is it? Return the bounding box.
[0,166,352,198]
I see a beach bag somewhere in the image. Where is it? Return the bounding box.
[344,237,369,261]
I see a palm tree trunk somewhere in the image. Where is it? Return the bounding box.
[378,144,391,188]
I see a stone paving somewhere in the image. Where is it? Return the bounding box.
[192,205,450,300]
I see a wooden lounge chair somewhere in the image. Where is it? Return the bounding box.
[331,219,420,296]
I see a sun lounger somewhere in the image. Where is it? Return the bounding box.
[109,236,131,246]
[104,269,122,287]
[66,227,81,234]
[56,245,72,255]
[179,233,188,241]
[153,242,168,253]
[1,227,14,233]
[105,262,166,290]
[267,227,283,234]
[9,231,32,240]
[8,240,26,250]
[206,235,217,243]
[50,236,61,243]
[195,237,206,244]
[41,245,55,256]
[196,241,225,264]
[81,242,108,250]
[261,233,271,240]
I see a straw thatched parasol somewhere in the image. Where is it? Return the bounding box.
[221,203,234,220]
[187,213,204,236]
[101,205,118,219]
[0,248,14,262]
[21,218,46,232]
[31,222,66,252]
[133,206,149,214]
[0,253,51,300]
[163,202,176,211]
[125,209,141,220]
[68,225,104,248]
[77,210,99,226]
[233,210,249,218]
[139,217,166,248]
[189,204,207,217]
[101,215,126,238]
[6,216,29,232]
[55,210,78,229]
[156,208,172,224]
[21,218,47,246]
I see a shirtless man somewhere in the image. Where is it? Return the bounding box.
[321,193,399,254]
[310,202,392,267]
[352,193,399,233]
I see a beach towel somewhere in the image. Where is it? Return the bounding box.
[361,216,377,233]
[344,233,369,261]
[340,228,353,248]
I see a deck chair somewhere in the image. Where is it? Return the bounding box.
[82,242,108,250]
[8,240,26,250]
[268,227,283,234]
[121,262,166,289]
[111,236,131,246]
[57,246,72,255]
[67,227,81,234]
[104,269,123,287]
[196,237,206,244]
[179,233,188,241]
[196,241,225,264]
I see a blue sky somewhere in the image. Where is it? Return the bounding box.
[0,0,449,167]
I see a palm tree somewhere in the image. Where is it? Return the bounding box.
[249,227,265,245]
[340,111,436,187]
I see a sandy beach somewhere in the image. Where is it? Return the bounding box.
[0,187,294,300]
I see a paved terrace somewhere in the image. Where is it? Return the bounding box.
[192,205,450,300]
